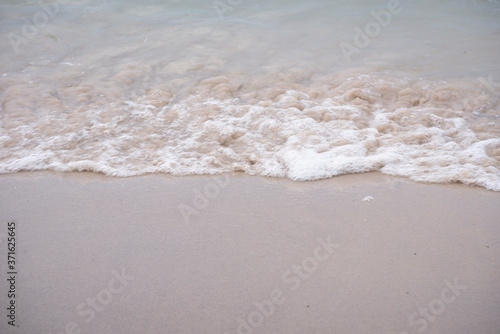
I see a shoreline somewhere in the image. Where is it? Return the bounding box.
[0,171,499,333]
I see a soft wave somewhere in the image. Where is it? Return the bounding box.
[1,68,499,190]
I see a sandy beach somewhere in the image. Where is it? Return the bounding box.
[1,1,499,333]
[0,172,499,334]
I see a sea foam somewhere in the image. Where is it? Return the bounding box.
[0,0,499,190]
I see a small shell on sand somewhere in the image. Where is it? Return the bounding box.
[362,196,374,202]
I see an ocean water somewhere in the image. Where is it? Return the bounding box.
[0,0,499,190]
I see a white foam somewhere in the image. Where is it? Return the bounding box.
[1,1,499,191]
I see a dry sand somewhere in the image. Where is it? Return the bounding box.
[0,172,499,334]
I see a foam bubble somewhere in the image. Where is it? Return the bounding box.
[1,1,499,191]
[0,69,499,191]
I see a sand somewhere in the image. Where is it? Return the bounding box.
[0,172,499,334]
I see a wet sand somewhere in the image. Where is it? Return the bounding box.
[0,172,499,333]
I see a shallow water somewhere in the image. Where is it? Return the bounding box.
[1,0,499,190]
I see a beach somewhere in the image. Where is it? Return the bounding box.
[1,0,500,332]
[1,0,499,190]
[0,172,499,333]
